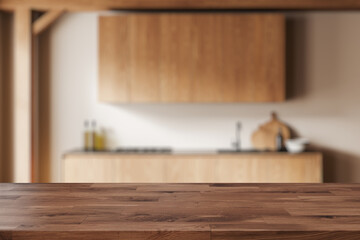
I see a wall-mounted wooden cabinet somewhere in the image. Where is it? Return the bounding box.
[99,14,285,103]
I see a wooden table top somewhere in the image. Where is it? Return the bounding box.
[1,183,360,240]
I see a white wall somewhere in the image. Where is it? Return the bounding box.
[49,12,360,182]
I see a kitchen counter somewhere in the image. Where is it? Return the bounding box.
[0,183,360,239]
[64,149,317,156]
[62,152,323,183]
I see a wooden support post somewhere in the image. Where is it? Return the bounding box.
[28,10,63,183]
[32,10,63,182]
[14,8,32,183]
[37,29,52,183]
[33,10,65,36]
[31,33,38,183]
[0,12,14,182]
[0,12,3,182]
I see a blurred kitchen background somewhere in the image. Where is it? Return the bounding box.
[1,11,360,183]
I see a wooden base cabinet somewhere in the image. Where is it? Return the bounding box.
[62,153,322,183]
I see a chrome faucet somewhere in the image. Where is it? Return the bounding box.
[232,121,241,151]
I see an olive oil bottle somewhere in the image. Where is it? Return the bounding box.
[83,120,93,151]
[92,120,106,151]
[95,128,106,151]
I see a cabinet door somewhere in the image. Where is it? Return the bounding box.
[99,16,131,102]
[193,14,285,102]
[99,14,285,103]
[253,15,285,102]
[159,15,196,102]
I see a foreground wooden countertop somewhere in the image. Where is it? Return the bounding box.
[0,183,360,240]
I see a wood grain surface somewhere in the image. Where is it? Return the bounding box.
[0,183,360,239]
[13,8,32,183]
[32,9,65,36]
[252,113,291,151]
[0,12,3,182]
[63,152,322,183]
[99,13,285,103]
[2,0,360,11]
[0,12,13,182]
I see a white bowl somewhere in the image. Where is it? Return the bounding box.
[285,138,309,153]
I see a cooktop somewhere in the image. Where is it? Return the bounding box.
[115,148,172,154]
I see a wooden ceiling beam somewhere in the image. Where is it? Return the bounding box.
[1,0,360,11]
[32,10,65,36]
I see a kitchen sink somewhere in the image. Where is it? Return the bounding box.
[217,149,266,154]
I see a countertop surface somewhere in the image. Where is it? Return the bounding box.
[64,149,319,156]
[1,183,360,239]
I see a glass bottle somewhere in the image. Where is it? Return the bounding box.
[92,121,106,151]
[276,127,283,152]
[84,120,93,151]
